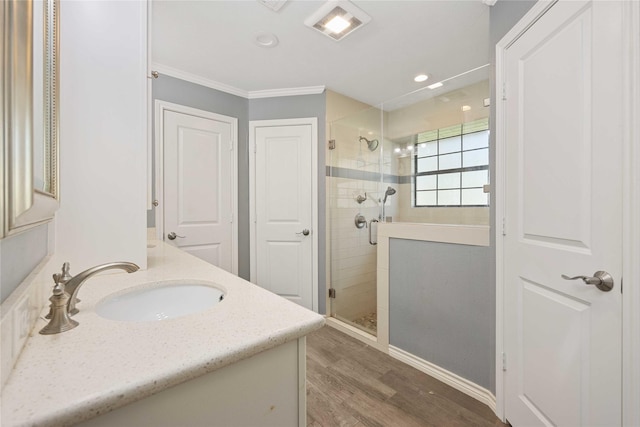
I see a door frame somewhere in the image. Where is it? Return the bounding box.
[154,99,239,275]
[248,117,319,312]
[494,1,640,424]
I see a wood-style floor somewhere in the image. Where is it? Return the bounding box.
[306,326,508,427]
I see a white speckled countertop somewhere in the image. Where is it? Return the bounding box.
[0,241,324,427]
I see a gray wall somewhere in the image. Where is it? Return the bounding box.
[389,238,493,391]
[150,76,250,279]
[0,225,49,303]
[387,1,536,393]
[249,95,327,314]
[149,77,327,313]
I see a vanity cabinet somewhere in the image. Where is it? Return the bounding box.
[80,338,306,427]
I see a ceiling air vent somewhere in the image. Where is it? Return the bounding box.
[257,0,288,12]
[304,1,371,41]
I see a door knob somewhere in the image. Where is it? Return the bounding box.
[167,232,185,240]
[561,271,614,292]
[296,229,310,236]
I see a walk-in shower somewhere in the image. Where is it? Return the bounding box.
[326,69,491,338]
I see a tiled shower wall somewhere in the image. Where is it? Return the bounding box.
[328,176,378,321]
[327,112,397,326]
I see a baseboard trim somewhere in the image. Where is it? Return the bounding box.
[388,345,497,414]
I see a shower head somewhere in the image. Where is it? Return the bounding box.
[359,136,379,151]
[382,186,396,204]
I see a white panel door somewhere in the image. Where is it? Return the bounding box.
[164,110,234,272]
[254,124,313,309]
[502,1,622,425]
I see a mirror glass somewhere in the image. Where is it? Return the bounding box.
[34,0,58,196]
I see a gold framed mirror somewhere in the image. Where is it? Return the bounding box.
[1,0,60,238]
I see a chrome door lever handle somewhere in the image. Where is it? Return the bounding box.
[167,232,185,240]
[296,229,310,236]
[561,271,614,292]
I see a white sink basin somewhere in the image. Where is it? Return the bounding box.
[95,281,225,322]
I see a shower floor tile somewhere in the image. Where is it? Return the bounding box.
[352,312,377,333]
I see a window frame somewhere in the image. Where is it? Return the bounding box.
[413,124,489,208]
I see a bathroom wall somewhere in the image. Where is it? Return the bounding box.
[149,77,328,311]
[249,94,327,314]
[0,225,49,303]
[55,0,148,271]
[389,238,492,390]
[149,75,250,279]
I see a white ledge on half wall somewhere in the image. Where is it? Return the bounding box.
[377,223,490,247]
[150,63,325,99]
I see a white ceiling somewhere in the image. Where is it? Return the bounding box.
[152,0,491,107]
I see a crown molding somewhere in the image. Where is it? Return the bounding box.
[151,63,325,100]
[151,63,249,98]
[248,86,325,99]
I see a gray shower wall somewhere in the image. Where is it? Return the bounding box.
[389,238,493,391]
[388,1,537,396]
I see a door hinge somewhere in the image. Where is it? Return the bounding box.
[502,217,506,236]
[329,288,336,298]
[502,82,507,101]
[230,212,233,223]
[502,352,507,371]
[229,140,233,151]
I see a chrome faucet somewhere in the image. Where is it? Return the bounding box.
[65,262,140,315]
[40,261,139,335]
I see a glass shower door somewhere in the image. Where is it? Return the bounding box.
[327,107,382,336]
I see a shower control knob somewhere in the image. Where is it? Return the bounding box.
[296,229,310,236]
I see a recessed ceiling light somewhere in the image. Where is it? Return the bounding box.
[305,1,371,41]
[414,74,429,83]
[427,82,444,90]
[255,32,279,48]
[462,105,471,112]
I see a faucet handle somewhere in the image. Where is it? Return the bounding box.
[45,273,66,320]
[60,262,72,283]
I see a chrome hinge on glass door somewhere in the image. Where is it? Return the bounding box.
[329,288,336,298]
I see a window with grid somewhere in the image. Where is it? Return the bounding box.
[414,118,489,207]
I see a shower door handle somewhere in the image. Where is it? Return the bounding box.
[369,219,378,245]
